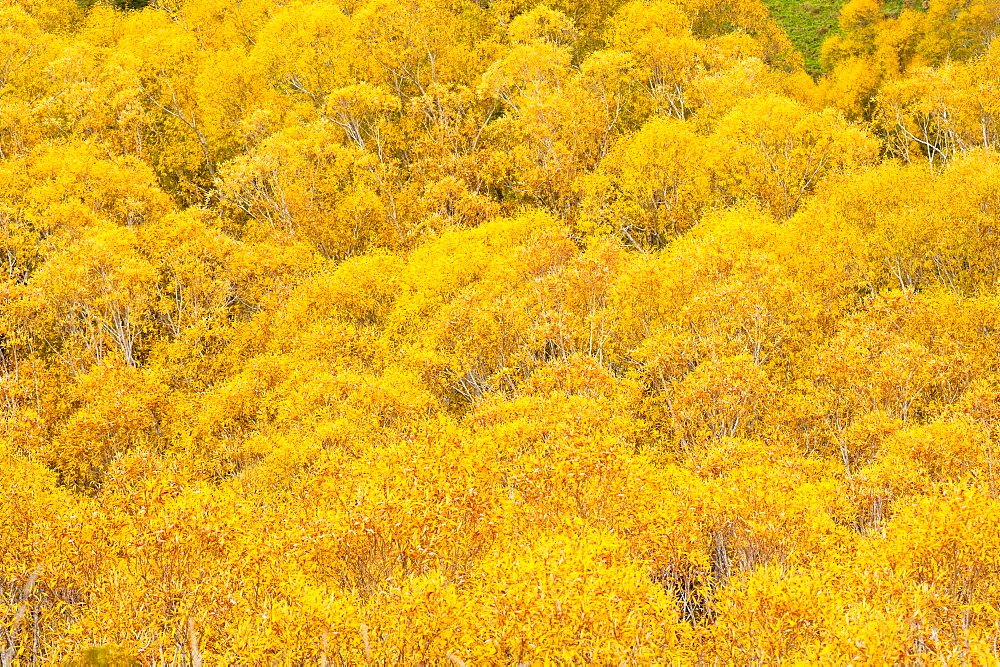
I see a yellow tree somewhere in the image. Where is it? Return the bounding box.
[479,8,634,213]
[14,224,158,372]
[918,0,1000,63]
[115,9,226,197]
[352,0,494,99]
[820,0,999,119]
[875,44,1000,163]
[605,0,705,120]
[249,0,356,115]
[712,96,879,217]
[578,116,711,248]
[0,141,170,288]
[679,0,802,71]
[0,4,46,93]
[216,119,394,259]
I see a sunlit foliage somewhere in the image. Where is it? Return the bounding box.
[2,0,1000,663]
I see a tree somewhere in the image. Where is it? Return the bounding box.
[15,224,158,371]
[713,96,879,218]
[216,120,394,260]
[578,116,711,248]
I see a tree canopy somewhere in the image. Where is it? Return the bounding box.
[2,0,1000,662]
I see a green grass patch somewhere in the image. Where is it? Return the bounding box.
[762,0,849,75]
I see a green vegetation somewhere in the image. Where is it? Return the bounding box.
[762,0,847,73]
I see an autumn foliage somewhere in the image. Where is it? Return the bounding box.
[2,0,1000,663]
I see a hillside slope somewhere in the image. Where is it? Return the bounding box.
[2,0,1000,662]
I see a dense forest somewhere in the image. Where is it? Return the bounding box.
[1,0,1000,662]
